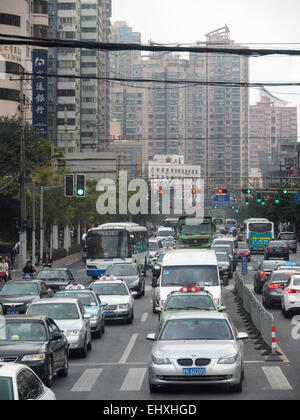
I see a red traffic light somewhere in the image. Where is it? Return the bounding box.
[217,188,227,194]
[192,188,197,195]
[158,188,163,195]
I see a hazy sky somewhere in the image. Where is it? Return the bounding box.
[112,0,300,127]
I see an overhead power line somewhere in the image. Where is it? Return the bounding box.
[1,33,300,57]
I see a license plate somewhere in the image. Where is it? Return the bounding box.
[6,310,19,314]
[105,311,115,317]
[183,368,206,375]
[258,247,263,251]
[275,249,282,252]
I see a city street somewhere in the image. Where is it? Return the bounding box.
[10,253,299,401]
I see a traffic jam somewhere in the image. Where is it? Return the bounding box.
[0,217,300,400]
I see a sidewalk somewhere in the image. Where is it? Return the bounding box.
[14,252,82,273]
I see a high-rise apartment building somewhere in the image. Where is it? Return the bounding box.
[249,90,297,178]
[47,0,111,152]
[0,0,48,119]
[110,25,249,192]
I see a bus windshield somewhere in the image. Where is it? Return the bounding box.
[87,229,131,259]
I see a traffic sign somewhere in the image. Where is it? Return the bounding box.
[213,194,230,208]
[294,193,300,204]
[241,256,248,276]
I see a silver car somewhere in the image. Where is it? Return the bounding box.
[277,232,297,253]
[26,298,92,357]
[90,279,135,324]
[146,312,248,393]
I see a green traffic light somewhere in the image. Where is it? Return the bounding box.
[282,189,288,194]
[77,188,84,196]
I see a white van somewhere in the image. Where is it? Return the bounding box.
[156,227,174,242]
[152,249,222,311]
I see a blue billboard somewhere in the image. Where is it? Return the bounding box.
[32,49,48,138]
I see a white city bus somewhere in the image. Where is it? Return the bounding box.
[241,218,274,253]
[86,223,149,279]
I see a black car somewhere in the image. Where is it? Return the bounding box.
[211,245,234,274]
[36,268,74,292]
[0,280,53,315]
[253,260,285,293]
[104,262,145,298]
[262,269,300,309]
[0,315,69,387]
[264,241,290,260]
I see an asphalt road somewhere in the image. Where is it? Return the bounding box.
[32,253,300,401]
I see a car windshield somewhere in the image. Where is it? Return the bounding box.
[279,233,295,240]
[271,272,296,281]
[0,321,47,342]
[216,253,229,262]
[0,283,38,296]
[268,242,286,247]
[27,303,79,320]
[105,265,138,276]
[262,261,282,270]
[238,242,248,249]
[54,292,97,306]
[0,378,14,401]
[158,230,173,237]
[159,318,233,341]
[91,283,128,296]
[149,242,159,251]
[162,266,219,287]
[37,271,68,280]
[165,295,215,311]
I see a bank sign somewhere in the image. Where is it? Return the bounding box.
[32,49,48,138]
[249,232,272,250]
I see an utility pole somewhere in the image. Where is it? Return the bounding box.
[32,180,36,265]
[19,74,27,268]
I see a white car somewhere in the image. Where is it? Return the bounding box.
[281,274,300,318]
[26,298,92,357]
[0,363,56,400]
[156,227,175,243]
[90,279,135,323]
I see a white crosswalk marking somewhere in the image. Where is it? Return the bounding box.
[141,312,148,322]
[120,368,147,391]
[262,366,292,390]
[71,368,103,392]
[118,333,139,364]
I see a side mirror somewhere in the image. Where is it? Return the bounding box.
[100,302,108,307]
[51,332,63,341]
[217,305,227,312]
[146,333,157,341]
[237,332,248,340]
[154,307,162,313]
[131,291,138,297]
[152,277,158,288]
[83,313,91,320]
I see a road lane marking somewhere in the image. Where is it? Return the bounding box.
[262,366,292,390]
[118,333,139,364]
[120,368,147,391]
[71,368,103,392]
[141,312,148,322]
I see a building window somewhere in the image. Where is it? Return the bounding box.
[0,87,19,102]
[0,13,20,27]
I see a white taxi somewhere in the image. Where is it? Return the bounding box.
[281,274,300,318]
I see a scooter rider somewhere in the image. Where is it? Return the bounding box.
[22,260,36,277]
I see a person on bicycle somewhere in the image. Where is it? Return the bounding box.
[22,260,36,277]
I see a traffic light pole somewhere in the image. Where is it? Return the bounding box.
[19,74,27,268]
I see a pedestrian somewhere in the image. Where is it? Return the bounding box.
[4,256,12,280]
[0,257,9,286]
[42,253,52,268]
[10,246,16,270]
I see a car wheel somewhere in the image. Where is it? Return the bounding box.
[87,337,92,351]
[263,296,270,309]
[127,310,134,324]
[101,321,105,334]
[79,339,88,358]
[44,359,54,387]
[57,351,69,378]
[94,326,102,339]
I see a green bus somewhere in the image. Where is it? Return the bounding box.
[178,216,214,249]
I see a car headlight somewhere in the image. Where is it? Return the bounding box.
[217,353,238,364]
[119,303,129,309]
[152,353,171,365]
[21,353,46,361]
[91,315,98,320]
[66,330,81,337]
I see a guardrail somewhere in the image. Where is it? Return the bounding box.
[234,273,282,361]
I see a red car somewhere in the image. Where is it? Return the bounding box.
[237,242,251,262]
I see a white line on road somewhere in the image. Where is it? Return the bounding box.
[262,366,292,390]
[141,312,148,322]
[118,333,139,364]
[120,368,147,391]
[70,368,103,392]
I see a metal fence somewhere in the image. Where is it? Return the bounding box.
[235,274,275,350]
